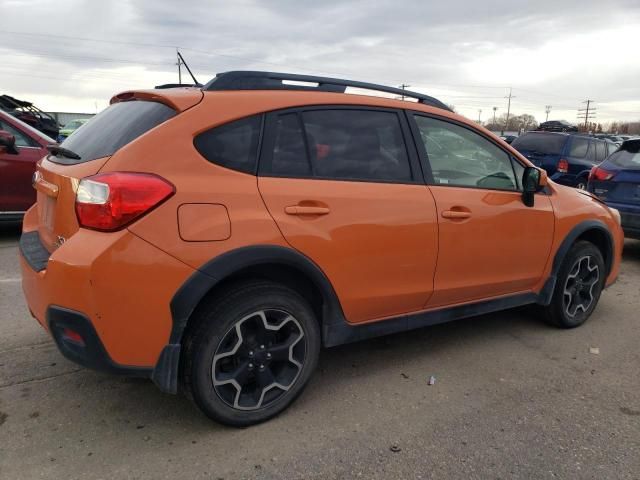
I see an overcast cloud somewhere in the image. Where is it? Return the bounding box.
[1,0,639,124]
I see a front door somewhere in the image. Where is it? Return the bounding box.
[410,113,555,308]
[258,107,438,323]
[0,119,44,212]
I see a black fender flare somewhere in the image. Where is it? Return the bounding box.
[538,219,614,305]
[152,245,346,393]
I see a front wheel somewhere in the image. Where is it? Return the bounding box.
[182,281,321,427]
[542,241,605,328]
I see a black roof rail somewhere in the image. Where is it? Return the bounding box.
[155,83,203,89]
[203,71,452,112]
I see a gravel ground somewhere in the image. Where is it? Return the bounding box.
[1,222,639,479]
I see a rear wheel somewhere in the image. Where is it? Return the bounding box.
[542,241,605,328]
[182,281,320,427]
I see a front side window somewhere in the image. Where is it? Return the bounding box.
[268,109,413,183]
[413,115,519,190]
[0,120,34,147]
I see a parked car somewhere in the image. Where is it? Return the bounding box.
[0,94,60,139]
[19,71,623,427]
[57,118,90,142]
[511,131,615,189]
[500,134,517,144]
[588,139,640,239]
[537,120,579,132]
[0,110,55,221]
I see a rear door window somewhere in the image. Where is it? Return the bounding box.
[568,137,590,158]
[264,108,413,183]
[54,101,176,164]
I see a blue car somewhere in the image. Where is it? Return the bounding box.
[588,139,640,239]
[511,132,615,189]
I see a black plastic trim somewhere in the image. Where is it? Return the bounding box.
[537,219,614,305]
[323,292,538,347]
[47,306,151,377]
[19,231,50,272]
[203,71,452,111]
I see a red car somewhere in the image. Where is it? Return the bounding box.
[0,110,54,221]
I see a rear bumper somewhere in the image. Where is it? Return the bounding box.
[603,202,640,240]
[47,306,151,376]
[19,206,195,386]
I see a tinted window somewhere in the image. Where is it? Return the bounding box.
[414,115,518,190]
[511,133,566,155]
[594,141,607,162]
[269,109,412,182]
[608,142,640,169]
[271,113,310,176]
[194,115,262,174]
[568,137,589,158]
[0,120,36,147]
[55,101,176,164]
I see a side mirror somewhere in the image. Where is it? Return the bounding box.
[0,130,18,155]
[522,167,545,207]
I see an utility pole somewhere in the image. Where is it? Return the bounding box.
[176,48,182,85]
[503,87,515,135]
[545,105,552,122]
[577,100,596,131]
[478,109,482,123]
[492,106,497,127]
[399,84,410,101]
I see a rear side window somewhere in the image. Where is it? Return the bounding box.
[194,115,262,174]
[511,133,566,155]
[266,109,412,182]
[568,137,589,158]
[56,101,176,164]
[594,141,607,162]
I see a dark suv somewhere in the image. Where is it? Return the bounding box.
[511,132,615,189]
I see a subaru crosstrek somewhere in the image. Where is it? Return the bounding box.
[19,71,623,427]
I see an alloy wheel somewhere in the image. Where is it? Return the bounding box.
[211,309,306,411]
[563,255,600,318]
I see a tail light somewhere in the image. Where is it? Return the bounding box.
[75,172,174,231]
[588,166,615,182]
[557,159,569,173]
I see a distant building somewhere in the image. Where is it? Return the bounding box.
[46,112,94,127]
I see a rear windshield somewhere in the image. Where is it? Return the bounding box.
[608,142,640,169]
[511,133,566,155]
[52,101,176,164]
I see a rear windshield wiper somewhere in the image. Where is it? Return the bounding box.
[46,144,81,160]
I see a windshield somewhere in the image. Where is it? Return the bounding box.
[511,133,566,155]
[54,101,176,164]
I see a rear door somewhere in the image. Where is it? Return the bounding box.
[410,113,555,308]
[258,107,438,324]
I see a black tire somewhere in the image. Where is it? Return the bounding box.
[182,281,321,427]
[542,241,605,328]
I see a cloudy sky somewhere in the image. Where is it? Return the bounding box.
[2,0,640,126]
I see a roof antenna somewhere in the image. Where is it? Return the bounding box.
[177,50,200,86]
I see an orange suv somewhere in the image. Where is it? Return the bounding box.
[19,72,623,426]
